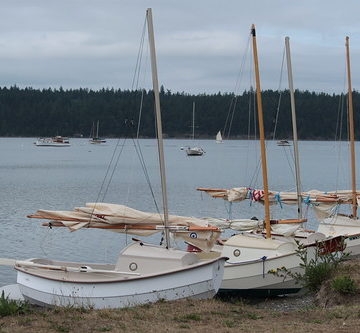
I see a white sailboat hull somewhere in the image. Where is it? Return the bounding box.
[17,260,224,309]
[318,216,360,256]
[220,253,301,295]
[16,243,226,309]
[209,234,307,296]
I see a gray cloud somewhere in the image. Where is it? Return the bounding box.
[0,0,358,93]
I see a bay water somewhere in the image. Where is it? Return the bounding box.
[0,138,356,286]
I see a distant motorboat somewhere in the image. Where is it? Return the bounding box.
[35,136,71,147]
[186,146,205,156]
[216,131,223,144]
[277,140,291,146]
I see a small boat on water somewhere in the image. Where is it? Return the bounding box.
[185,102,205,156]
[277,140,291,146]
[186,146,205,156]
[35,136,71,147]
[89,121,106,144]
[216,131,223,144]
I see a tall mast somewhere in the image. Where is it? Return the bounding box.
[285,37,302,219]
[96,120,99,138]
[251,24,271,238]
[146,8,170,247]
[192,102,195,140]
[345,36,357,218]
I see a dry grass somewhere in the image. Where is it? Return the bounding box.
[2,259,360,332]
[317,258,360,307]
[0,297,360,333]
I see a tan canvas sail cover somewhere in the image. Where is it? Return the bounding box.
[29,203,210,231]
[198,187,360,219]
[28,203,222,251]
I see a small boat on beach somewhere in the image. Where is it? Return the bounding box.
[35,136,71,147]
[15,240,225,309]
[13,9,226,309]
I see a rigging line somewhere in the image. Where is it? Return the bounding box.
[248,157,262,189]
[86,136,126,223]
[334,93,343,142]
[131,17,147,90]
[335,95,345,192]
[245,43,255,174]
[132,137,161,215]
[224,97,234,139]
[101,122,134,201]
[283,145,296,183]
[253,88,257,142]
[224,34,251,139]
[136,44,150,139]
[39,225,53,256]
[227,96,238,139]
[272,45,286,141]
[245,90,253,182]
[136,89,145,138]
[335,60,347,192]
[135,30,150,139]
[235,34,251,94]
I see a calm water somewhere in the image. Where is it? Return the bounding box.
[0,138,357,286]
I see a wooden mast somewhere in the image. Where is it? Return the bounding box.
[146,8,171,247]
[285,37,302,219]
[345,36,357,218]
[251,24,271,238]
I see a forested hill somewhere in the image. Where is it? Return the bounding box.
[0,86,357,140]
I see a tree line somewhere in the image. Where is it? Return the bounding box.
[0,85,357,140]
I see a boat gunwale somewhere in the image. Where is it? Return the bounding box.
[224,251,297,266]
[15,256,227,284]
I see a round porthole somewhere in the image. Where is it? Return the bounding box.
[190,232,198,239]
[233,249,241,257]
[129,262,138,271]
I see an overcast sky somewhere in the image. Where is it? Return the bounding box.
[0,0,359,94]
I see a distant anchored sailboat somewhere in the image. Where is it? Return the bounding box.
[216,131,223,144]
[185,102,205,156]
[89,121,106,144]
